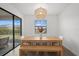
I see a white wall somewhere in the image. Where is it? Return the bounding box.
[59,4,79,55]
[22,15,59,37]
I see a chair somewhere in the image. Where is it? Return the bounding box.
[0,37,9,48]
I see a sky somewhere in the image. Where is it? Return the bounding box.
[35,20,47,26]
[0,19,20,26]
[0,19,47,26]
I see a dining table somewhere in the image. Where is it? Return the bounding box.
[19,36,64,56]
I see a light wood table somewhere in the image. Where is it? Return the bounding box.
[19,36,64,56]
[21,36,63,46]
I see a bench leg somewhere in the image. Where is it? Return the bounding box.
[36,51,39,55]
[19,49,27,56]
[60,51,64,56]
[19,49,24,56]
[44,52,48,56]
[57,51,60,56]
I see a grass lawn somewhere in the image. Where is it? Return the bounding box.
[0,34,20,40]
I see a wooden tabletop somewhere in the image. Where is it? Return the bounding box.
[21,36,63,42]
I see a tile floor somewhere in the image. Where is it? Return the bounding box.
[5,46,20,56]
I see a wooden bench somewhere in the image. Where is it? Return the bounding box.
[19,45,64,56]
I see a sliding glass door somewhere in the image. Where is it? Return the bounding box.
[0,7,22,56]
[0,9,13,56]
[14,16,22,47]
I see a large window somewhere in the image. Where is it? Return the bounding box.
[14,16,22,47]
[0,7,22,56]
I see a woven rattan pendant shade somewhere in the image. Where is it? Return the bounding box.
[35,7,47,19]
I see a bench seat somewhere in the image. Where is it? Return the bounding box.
[19,46,64,56]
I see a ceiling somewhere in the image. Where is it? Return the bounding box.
[0,9,12,16]
[11,3,70,15]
